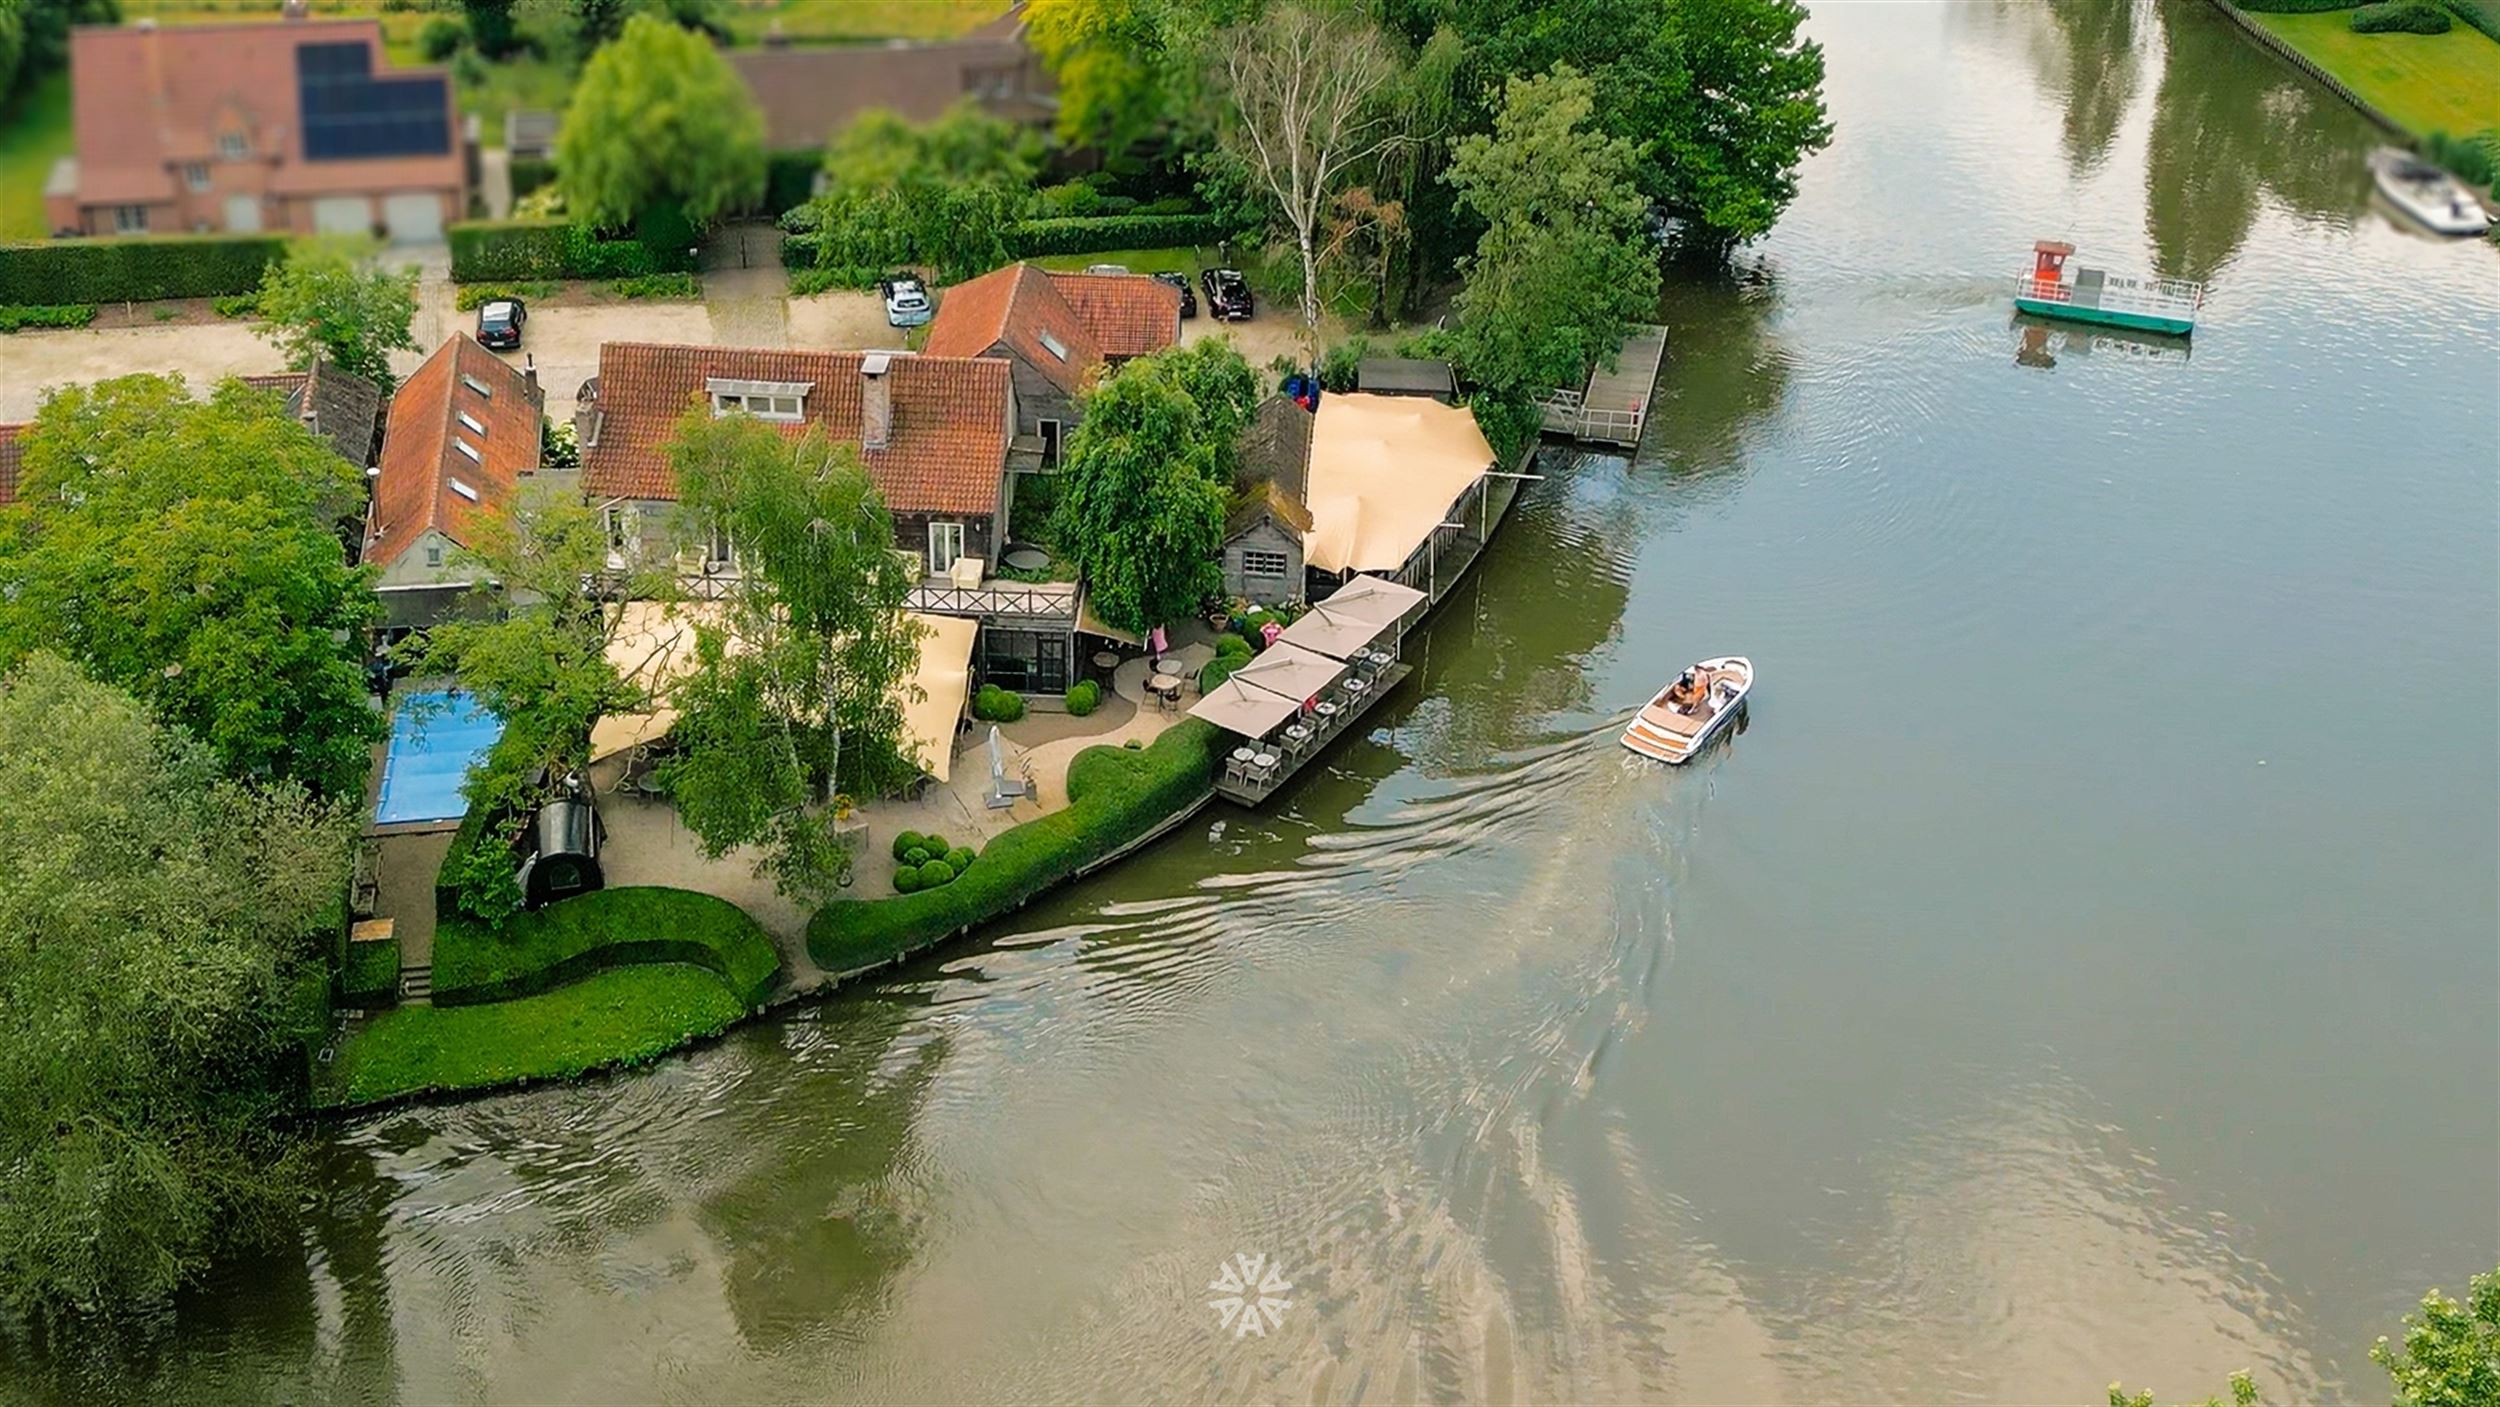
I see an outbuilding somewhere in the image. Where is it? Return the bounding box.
[517,783,605,910]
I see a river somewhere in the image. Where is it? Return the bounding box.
[9,2,2496,1402]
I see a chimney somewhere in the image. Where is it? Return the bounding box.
[523,353,538,393]
[860,353,892,451]
[282,0,309,19]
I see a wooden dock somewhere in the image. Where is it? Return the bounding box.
[1537,323,1668,447]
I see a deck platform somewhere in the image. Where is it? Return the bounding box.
[1538,323,1667,447]
[1214,662,1413,807]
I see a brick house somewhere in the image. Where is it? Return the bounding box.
[730,7,1053,152]
[44,15,461,241]
[364,336,544,629]
[923,263,1182,468]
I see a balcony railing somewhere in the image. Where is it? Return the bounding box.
[905,577,1079,621]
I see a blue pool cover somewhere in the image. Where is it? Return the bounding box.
[373,690,504,825]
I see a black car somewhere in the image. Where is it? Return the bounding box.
[1200,267,1252,321]
[1153,269,1197,318]
[475,297,526,350]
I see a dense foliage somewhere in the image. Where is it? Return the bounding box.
[0,234,286,305]
[2421,129,2499,187]
[0,655,351,1318]
[252,237,420,393]
[448,217,696,281]
[0,302,93,331]
[2372,1268,2500,1407]
[657,412,924,901]
[430,886,780,1007]
[0,0,115,105]
[1051,341,1257,636]
[784,101,1039,285]
[0,376,382,796]
[555,14,764,230]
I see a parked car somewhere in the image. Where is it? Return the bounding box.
[1153,270,1197,318]
[881,275,932,328]
[1201,267,1253,321]
[475,297,526,350]
[1085,262,1132,274]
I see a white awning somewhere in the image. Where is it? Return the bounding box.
[1224,640,1344,703]
[1302,392,1495,574]
[898,613,977,782]
[1188,674,1304,737]
[1275,605,1386,660]
[1312,574,1424,628]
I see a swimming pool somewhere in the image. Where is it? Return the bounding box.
[372,690,504,826]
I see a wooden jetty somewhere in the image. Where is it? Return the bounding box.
[1536,323,1668,447]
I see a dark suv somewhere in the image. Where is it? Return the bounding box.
[475,297,526,350]
[1153,270,1198,318]
[1200,267,1252,321]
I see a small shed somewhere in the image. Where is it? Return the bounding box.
[1221,395,1316,606]
[1356,358,1457,403]
[517,784,605,910]
[507,109,561,162]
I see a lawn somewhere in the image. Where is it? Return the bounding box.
[718,0,1006,44]
[317,964,746,1107]
[1030,246,1213,277]
[432,885,782,1006]
[0,72,73,241]
[2250,12,2500,137]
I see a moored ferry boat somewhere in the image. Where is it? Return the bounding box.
[2014,240,2202,336]
[1622,656,1753,765]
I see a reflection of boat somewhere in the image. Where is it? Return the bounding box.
[2013,240,2201,336]
[2012,313,2195,369]
[1622,656,1752,765]
[2368,147,2490,237]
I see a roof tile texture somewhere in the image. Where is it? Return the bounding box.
[367,335,542,569]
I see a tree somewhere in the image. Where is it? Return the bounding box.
[3,0,116,103]
[1443,64,1660,400]
[1051,346,1239,637]
[0,654,352,1319]
[656,410,924,900]
[0,376,382,796]
[252,237,419,394]
[2107,1370,2258,1407]
[2372,1268,2500,1407]
[459,0,521,57]
[1210,3,1403,357]
[1024,0,1184,154]
[795,101,1036,285]
[557,13,763,231]
[1643,0,1831,246]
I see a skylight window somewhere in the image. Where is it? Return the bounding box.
[1037,331,1068,361]
[458,410,485,435]
[449,478,479,502]
[461,374,492,398]
[454,439,481,462]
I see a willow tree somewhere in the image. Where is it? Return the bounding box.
[1051,346,1240,637]
[656,409,923,900]
[555,13,763,230]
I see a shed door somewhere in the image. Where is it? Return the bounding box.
[382,192,443,243]
[312,196,370,235]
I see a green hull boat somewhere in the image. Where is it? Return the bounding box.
[2011,295,2195,337]
[2016,240,2203,338]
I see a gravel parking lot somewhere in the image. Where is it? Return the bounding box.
[473,301,714,425]
[786,291,910,352]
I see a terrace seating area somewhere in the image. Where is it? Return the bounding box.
[1195,575,1427,805]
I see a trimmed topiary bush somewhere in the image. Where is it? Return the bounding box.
[894,863,925,894]
[1201,656,1239,693]
[917,859,957,888]
[0,234,287,305]
[903,846,931,867]
[892,830,925,861]
[946,846,975,872]
[973,684,1026,722]
[920,832,950,857]
[1213,632,1253,661]
[2351,0,2452,28]
[1004,212,1232,257]
[1065,679,1102,716]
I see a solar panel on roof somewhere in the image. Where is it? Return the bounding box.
[297,41,451,162]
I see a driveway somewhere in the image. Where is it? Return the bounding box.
[0,320,285,420]
[786,290,909,352]
[473,301,713,425]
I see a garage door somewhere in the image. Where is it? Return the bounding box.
[382,193,443,244]
[312,196,370,235]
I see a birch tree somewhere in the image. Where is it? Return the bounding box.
[1211,3,1401,359]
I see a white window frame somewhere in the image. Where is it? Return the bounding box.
[217,132,249,160]
[113,204,149,234]
[604,504,637,554]
[1241,547,1290,578]
[425,542,443,567]
[926,521,966,575]
[182,162,210,192]
[705,378,811,423]
[458,410,486,435]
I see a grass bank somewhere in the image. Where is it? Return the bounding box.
[809,720,1221,973]
[2247,12,2500,135]
[0,73,73,241]
[433,886,781,1007]
[316,965,745,1108]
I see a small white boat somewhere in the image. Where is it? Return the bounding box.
[2369,148,2491,237]
[1622,656,1753,764]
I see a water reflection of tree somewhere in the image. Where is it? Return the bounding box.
[2046,0,2142,173]
[2145,0,2377,280]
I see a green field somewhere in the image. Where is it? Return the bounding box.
[318,964,747,1107]
[1029,246,1211,277]
[0,73,74,241]
[2251,12,2500,137]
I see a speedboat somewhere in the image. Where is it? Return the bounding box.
[1622,656,1753,764]
[2369,147,2491,237]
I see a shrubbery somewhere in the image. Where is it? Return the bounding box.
[614,272,700,299]
[417,13,465,59]
[0,234,287,305]
[1213,631,1255,660]
[0,303,96,332]
[211,292,258,319]
[508,156,559,200]
[455,279,557,311]
[810,721,1221,971]
[2423,130,2500,187]
[2230,0,2361,11]
[2350,0,2452,29]
[1065,679,1102,716]
[448,219,698,283]
[1005,213,1235,257]
[431,886,781,1007]
[340,929,402,1006]
[1200,655,1239,693]
[974,683,1026,722]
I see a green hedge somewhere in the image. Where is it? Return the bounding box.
[432,886,782,1008]
[1005,213,1234,258]
[448,219,697,283]
[2350,0,2452,28]
[2443,0,2500,39]
[509,156,559,200]
[316,965,745,1108]
[1200,656,1239,693]
[0,234,288,305]
[341,928,402,1006]
[809,720,1219,972]
[2230,0,2359,9]
[0,303,97,332]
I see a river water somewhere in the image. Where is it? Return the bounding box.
[11,3,2497,1402]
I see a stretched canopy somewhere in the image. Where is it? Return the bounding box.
[1301,392,1495,575]
[1188,674,1303,737]
[1225,640,1344,702]
[1312,574,1424,629]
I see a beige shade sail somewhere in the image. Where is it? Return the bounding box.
[1302,392,1496,575]
[1188,674,1304,737]
[1225,640,1344,702]
[1274,605,1383,660]
[897,613,977,782]
[1312,573,1425,628]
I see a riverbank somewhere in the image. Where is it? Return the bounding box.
[2219,2,2500,137]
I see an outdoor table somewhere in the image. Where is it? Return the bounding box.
[1148,673,1181,708]
[1092,650,1120,673]
[1252,752,1278,770]
[1282,724,1310,742]
[1232,746,1255,762]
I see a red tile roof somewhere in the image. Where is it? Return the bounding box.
[0,424,23,507]
[924,263,1102,396]
[366,336,542,570]
[67,19,460,206]
[1047,271,1182,358]
[580,344,1010,517]
[728,31,1051,151]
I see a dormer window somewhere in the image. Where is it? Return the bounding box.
[461,373,492,398]
[705,377,811,422]
[218,133,248,160]
[449,478,479,501]
[454,439,481,463]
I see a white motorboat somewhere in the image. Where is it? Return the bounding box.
[1622,656,1753,765]
[2369,148,2491,237]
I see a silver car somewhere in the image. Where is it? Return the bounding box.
[882,276,932,328]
